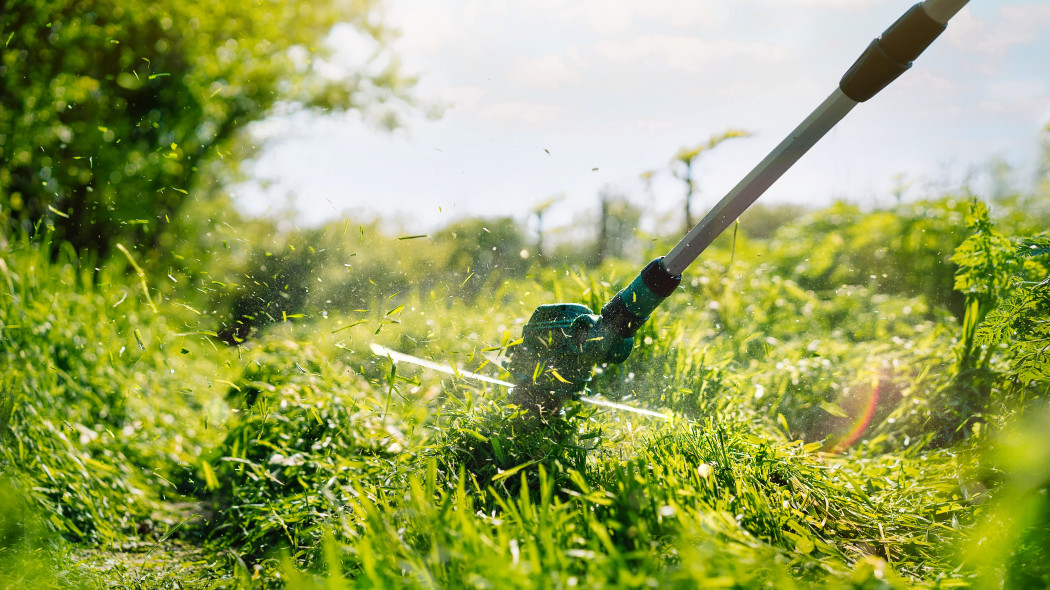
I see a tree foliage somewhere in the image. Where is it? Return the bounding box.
[593,188,641,265]
[0,0,413,256]
[438,217,528,301]
[767,198,970,318]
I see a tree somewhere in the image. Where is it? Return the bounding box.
[0,0,413,257]
[592,187,641,265]
[1039,120,1050,184]
[529,195,562,260]
[639,169,657,211]
[438,217,528,301]
[736,202,807,240]
[671,129,750,234]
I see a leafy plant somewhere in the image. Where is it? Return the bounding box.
[974,236,1050,384]
[960,404,1050,588]
[951,199,1018,372]
[0,0,414,257]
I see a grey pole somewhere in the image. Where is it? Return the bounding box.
[922,0,969,25]
[663,89,857,275]
[662,0,971,276]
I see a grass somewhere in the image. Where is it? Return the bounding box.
[1,198,1048,588]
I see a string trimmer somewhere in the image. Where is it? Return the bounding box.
[376,0,971,418]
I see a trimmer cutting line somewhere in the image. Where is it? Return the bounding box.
[374,0,971,418]
[370,344,672,420]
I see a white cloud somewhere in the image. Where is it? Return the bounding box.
[979,79,1049,122]
[388,2,464,54]
[477,100,567,125]
[434,85,488,110]
[636,0,730,32]
[523,0,730,35]
[594,35,788,73]
[754,0,883,7]
[580,1,633,35]
[633,118,677,132]
[906,69,964,95]
[947,5,1050,58]
[564,45,587,69]
[507,55,581,90]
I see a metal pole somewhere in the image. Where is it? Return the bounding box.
[661,0,971,277]
[663,89,857,275]
[921,0,969,25]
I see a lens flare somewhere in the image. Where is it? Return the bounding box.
[829,375,881,453]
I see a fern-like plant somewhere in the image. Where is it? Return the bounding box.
[950,198,1017,373]
[976,235,1050,384]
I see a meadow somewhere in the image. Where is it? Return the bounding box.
[3,0,1049,586]
[2,186,1049,588]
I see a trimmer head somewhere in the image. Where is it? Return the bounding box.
[505,303,614,415]
[507,258,681,415]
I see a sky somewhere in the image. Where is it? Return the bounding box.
[236,0,1050,237]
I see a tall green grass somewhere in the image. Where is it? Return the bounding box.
[1,196,1048,588]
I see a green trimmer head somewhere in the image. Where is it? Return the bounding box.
[506,257,681,415]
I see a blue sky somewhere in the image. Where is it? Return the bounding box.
[236,0,1050,236]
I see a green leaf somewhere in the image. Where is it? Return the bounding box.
[491,460,538,482]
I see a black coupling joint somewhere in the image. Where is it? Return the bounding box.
[839,3,946,102]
